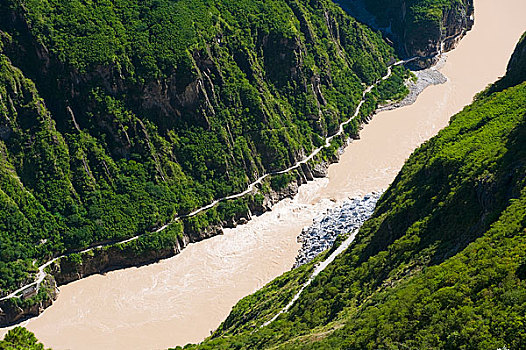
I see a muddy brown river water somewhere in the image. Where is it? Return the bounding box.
[1,0,525,348]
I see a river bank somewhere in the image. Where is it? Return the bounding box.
[1,0,525,349]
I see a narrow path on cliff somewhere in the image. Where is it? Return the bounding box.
[0,57,417,303]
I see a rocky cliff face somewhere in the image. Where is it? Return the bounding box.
[504,32,526,86]
[402,0,474,58]
[0,277,57,326]
[338,0,474,67]
[485,32,526,95]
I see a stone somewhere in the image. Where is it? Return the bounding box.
[294,192,382,268]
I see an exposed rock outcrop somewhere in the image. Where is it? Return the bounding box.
[294,192,382,267]
[338,0,474,67]
[503,32,526,87]
[0,277,58,326]
[406,0,474,60]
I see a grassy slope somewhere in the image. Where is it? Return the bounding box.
[0,0,408,296]
[185,36,526,350]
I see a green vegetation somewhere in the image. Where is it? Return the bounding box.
[183,34,526,349]
[0,0,409,297]
[372,65,412,103]
[0,327,47,350]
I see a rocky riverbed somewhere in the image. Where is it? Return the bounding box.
[294,192,382,267]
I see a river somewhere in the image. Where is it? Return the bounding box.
[1,0,525,348]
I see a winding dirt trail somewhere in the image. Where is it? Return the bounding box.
[1,0,525,348]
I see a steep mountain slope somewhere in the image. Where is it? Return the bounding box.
[185,33,526,350]
[492,32,526,92]
[0,0,411,320]
[337,0,474,64]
